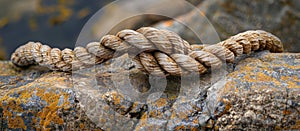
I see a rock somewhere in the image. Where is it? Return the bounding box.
[79,0,203,46]
[0,51,299,130]
[0,63,103,130]
[214,51,300,130]
[0,43,6,60]
[154,0,300,52]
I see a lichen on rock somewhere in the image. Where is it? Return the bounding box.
[1,50,299,130]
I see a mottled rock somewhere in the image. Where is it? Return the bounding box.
[154,0,300,52]
[0,64,103,130]
[214,51,300,130]
[0,51,299,130]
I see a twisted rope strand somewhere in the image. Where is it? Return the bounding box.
[11,27,283,75]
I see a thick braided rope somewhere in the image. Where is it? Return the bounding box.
[11,27,283,76]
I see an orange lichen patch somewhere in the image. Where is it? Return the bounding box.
[256,72,271,82]
[275,63,300,70]
[79,123,85,129]
[99,117,107,123]
[77,8,90,19]
[170,109,190,120]
[152,98,167,107]
[1,85,70,129]
[139,113,148,123]
[222,79,239,94]
[38,100,64,128]
[286,80,300,88]
[192,118,199,125]
[34,0,75,26]
[0,72,73,130]
[199,11,205,16]
[283,120,300,130]
[215,99,231,117]
[8,116,27,130]
[281,75,293,81]
[275,126,282,130]
[1,97,25,114]
[49,6,72,26]
[282,110,292,115]
[102,91,123,105]
[191,127,199,131]
[136,113,148,129]
[281,75,300,88]
[148,110,163,118]
[226,59,289,87]
[28,18,38,31]
[38,89,70,128]
[174,125,185,130]
[0,17,8,28]
[296,120,300,126]
[223,99,231,113]
[163,20,174,27]
[206,119,215,129]
[58,0,74,5]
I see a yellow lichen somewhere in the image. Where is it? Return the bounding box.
[0,17,8,28]
[153,98,167,107]
[79,123,85,129]
[28,18,38,31]
[8,116,27,130]
[0,72,72,130]
[282,110,292,115]
[77,8,90,19]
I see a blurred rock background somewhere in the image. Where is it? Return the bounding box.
[0,0,111,59]
[154,0,300,52]
[0,0,299,60]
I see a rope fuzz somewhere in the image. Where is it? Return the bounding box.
[11,27,283,76]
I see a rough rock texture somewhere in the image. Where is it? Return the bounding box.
[154,0,300,52]
[0,51,299,130]
[0,63,103,130]
[215,51,300,130]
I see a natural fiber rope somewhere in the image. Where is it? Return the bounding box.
[11,27,283,76]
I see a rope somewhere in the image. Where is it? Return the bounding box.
[11,27,284,76]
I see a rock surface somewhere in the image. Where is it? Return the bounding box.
[0,51,299,130]
[154,0,300,52]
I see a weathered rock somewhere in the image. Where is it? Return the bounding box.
[0,51,299,130]
[214,51,300,130]
[0,64,103,130]
[154,0,300,52]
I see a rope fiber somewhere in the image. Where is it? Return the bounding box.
[11,27,284,76]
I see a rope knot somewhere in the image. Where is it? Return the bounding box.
[11,27,283,76]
